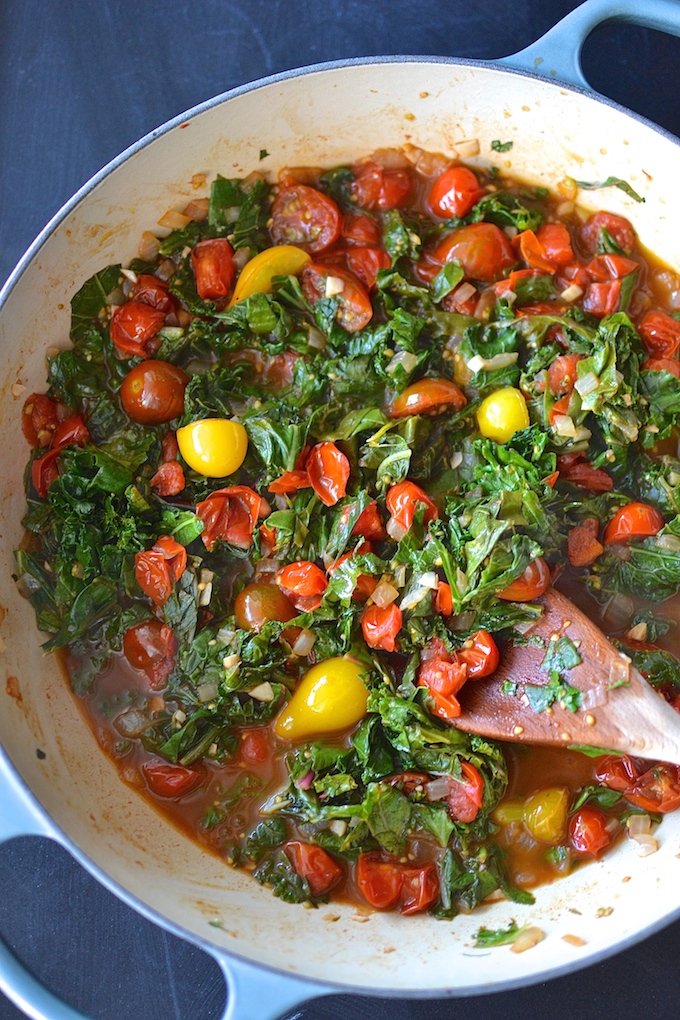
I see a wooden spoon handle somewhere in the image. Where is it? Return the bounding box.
[455,588,680,765]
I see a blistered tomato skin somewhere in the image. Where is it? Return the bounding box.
[476,387,530,444]
[274,657,368,740]
[176,419,248,477]
[120,361,188,425]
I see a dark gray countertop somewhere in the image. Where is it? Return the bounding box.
[3,1,680,1017]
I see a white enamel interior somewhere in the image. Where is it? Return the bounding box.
[1,59,680,996]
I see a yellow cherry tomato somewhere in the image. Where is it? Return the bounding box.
[176,418,248,477]
[492,799,526,825]
[228,245,311,306]
[523,786,569,844]
[274,656,369,741]
[476,387,529,444]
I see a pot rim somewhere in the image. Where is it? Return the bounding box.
[3,51,680,1002]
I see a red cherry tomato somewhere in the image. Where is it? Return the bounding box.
[638,310,680,356]
[388,378,467,418]
[276,561,328,597]
[268,469,312,494]
[623,762,680,813]
[515,229,559,274]
[566,518,603,568]
[445,762,485,823]
[641,357,680,378]
[345,246,391,290]
[352,501,387,542]
[595,755,642,793]
[31,449,62,498]
[399,863,440,915]
[432,222,516,282]
[555,259,591,291]
[150,460,185,496]
[301,263,373,332]
[350,162,413,211]
[603,502,665,545]
[456,630,499,679]
[547,354,585,396]
[285,841,343,897]
[356,852,405,910]
[361,603,402,652]
[342,210,382,246]
[428,166,485,219]
[306,442,350,507]
[191,238,236,301]
[535,222,573,267]
[435,582,453,617]
[239,727,270,764]
[556,453,614,493]
[120,360,188,424]
[196,486,262,551]
[582,280,621,317]
[497,557,550,601]
[30,415,90,497]
[417,638,468,720]
[135,535,187,607]
[385,480,438,532]
[580,211,635,255]
[586,253,638,281]
[52,415,90,448]
[569,807,612,856]
[142,760,205,799]
[123,619,179,689]
[234,582,297,632]
[130,274,176,313]
[270,184,341,253]
[21,393,61,447]
[110,301,166,359]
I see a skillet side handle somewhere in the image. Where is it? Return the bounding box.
[214,952,333,1020]
[0,749,56,843]
[499,0,680,90]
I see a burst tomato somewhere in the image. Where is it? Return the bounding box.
[569,807,612,856]
[191,238,236,300]
[547,354,585,396]
[388,378,467,418]
[342,209,382,246]
[196,486,262,551]
[130,274,176,313]
[580,211,635,255]
[284,841,343,897]
[30,414,90,497]
[623,762,680,814]
[134,535,187,606]
[306,442,350,507]
[515,229,559,274]
[301,263,373,332]
[445,762,485,823]
[435,581,453,617]
[385,480,438,532]
[595,755,643,792]
[361,603,402,652]
[456,630,499,679]
[637,310,680,356]
[345,246,391,290]
[557,452,614,492]
[123,619,179,689]
[234,582,297,632]
[239,727,270,764]
[432,222,516,282]
[150,460,185,496]
[582,280,621,317]
[142,760,205,798]
[350,161,413,211]
[120,360,188,424]
[428,166,484,219]
[603,502,664,544]
[276,561,328,597]
[536,222,573,266]
[356,853,439,914]
[641,356,680,378]
[498,557,550,601]
[110,301,166,359]
[352,501,386,542]
[268,469,312,494]
[22,393,61,447]
[270,184,341,253]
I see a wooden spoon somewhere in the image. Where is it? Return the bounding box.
[454,587,680,766]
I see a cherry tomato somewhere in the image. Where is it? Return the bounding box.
[352,501,386,542]
[428,166,484,219]
[586,253,638,281]
[582,280,621,317]
[603,501,665,545]
[306,442,350,507]
[161,430,179,462]
[385,480,438,532]
[388,378,467,418]
[31,449,62,498]
[581,211,635,255]
[569,807,612,856]
[234,582,297,632]
[276,561,328,597]
[638,310,680,356]
[445,762,484,823]
[399,863,440,915]
[177,418,248,477]
[239,727,270,764]
[130,274,176,313]
[345,246,391,290]
[498,557,550,601]
[268,469,312,494]
[417,638,468,720]
[435,581,453,617]
[641,357,680,378]
[196,485,262,551]
[361,603,402,652]
[22,393,61,447]
[30,414,90,497]
[566,518,603,568]
[110,301,166,359]
[556,452,614,492]
[349,162,413,211]
[356,853,405,910]
[191,238,236,301]
[284,841,343,896]
[275,656,368,739]
[594,755,642,792]
[432,223,516,282]
[456,630,499,679]
[623,762,680,814]
[142,760,205,798]
[342,210,381,246]
[476,387,529,444]
[515,229,559,274]
[270,184,341,253]
[123,619,179,689]
[120,360,188,425]
[547,354,585,396]
[301,263,373,332]
[135,535,187,606]
[535,222,573,267]
[150,460,185,496]
[555,259,591,291]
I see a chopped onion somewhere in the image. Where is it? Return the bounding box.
[467,351,518,374]
[386,517,407,542]
[399,586,431,610]
[197,681,219,703]
[329,819,348,837]
[627,814,651,837]
[121,268,138,284]
[450,451,463,469]
[454,138,480,157]
[574,372,599,398]
[552,414,577,437]
[372,580,399,608]
[249,681,275,703]
[654,270,680,310]
[369,148,411,169]
[656,533,680,552]
[603,592,634,629]
[138,231,160,262]
[625,622,648,642]
[503,225,518,239]
[307,326,327,350]
[324,275,345,298]
[222,653,241,671]
[292,629,316,656]
[581,684,608,710]
[183,197,209,222]
[608,653,630,687]
[402,143,453,176]
[114,708,150,738]
[386,350,418,376]
[510,927,546,954]
[618,419,640,442]
[233,247,251,271]
[424,777,450,801]
[394,564,407,588]
[560,283,583,302]
[198,582,213,607]
[418,571,440,590]
[556,200,575,217]
[215,626,236,646]
[157,208,192,230]
[451,281,476,304]
[223,206,241,222]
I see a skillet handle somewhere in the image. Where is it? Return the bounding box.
[212,952,332,1020]
[499,0,680,89]
[0,750,92,1019]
